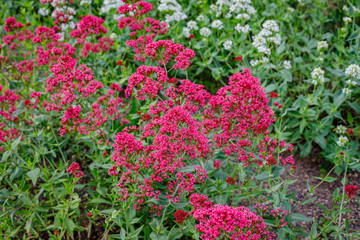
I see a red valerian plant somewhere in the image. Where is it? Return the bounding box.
[0,0,310,239]
[189,194,274,240]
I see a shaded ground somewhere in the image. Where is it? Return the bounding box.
[287,148,360,234]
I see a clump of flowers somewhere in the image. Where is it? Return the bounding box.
[345,185,358,200]
[67,162,84,179]
[189,194,273,240]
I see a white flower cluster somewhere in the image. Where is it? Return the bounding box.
[317,41,328,51]
[284,60,292,69]
[210,0,256,18]
[345,64,360,79]
[343,17,352,24]
[80,0,91,5]
[250,56,269,67]
[101,0,124,13]
[101,0,125,20]
[235,23,250,33]
[211,20,224,29]
[223,40,232,50]
[337,136,349,147]
[39,7,50,16]
[199,27,212,37]
[336,125,347,134]
[252,20,281,55]
[158,0,188,24]
[311,67,325,85]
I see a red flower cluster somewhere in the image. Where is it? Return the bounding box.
[67,162,84,179]
[70,15,113,58]
[117,0,168,61]
[189,194,273,240]
[345,185,358,200]
[174,210,189,225]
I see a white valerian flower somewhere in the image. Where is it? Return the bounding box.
[257,45,271,55]
[337,136,349,147]
[199,27,211,37]
[235,13,251,20]
[250,59,259,67]
[268,33,281,45]
[260,56,269,63]
[39,7,50,16]
[317,41,328,51]
[258,29,272,37]
[262,20,279,32]
[336,125,347,134]
[343,17,352,24]
[346,79,357,86]
[101,0,125,14]
[312,79,318,85]
[58,32,65,42]
[158,0,182,12]
[110,33,117,39]
[288,7,294,12]
[165,11,188,23]
[311,67,325,84]
[284,60,292,69]
[80,0,91,5]
[342,88,352,95]
[252,35,267,48]
[187,20,198,30]
[183,27,191,38]
[223,40,232,50]
[211,20,224,29]
[235,24,250,33]
[343,6,349,12]
[345,64,360,79]
[196,14,205,21]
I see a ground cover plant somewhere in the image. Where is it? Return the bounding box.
[0,0,359,239]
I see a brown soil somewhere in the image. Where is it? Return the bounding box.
[287,148,360,234]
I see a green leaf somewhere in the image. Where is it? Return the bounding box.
[125,206,136,222]
[168,227,183,240]
[10,167,23,182]
[271,166,285,179]
[64,218,75,239]
[302,196,317,205]
[11,135,22,150]
[291,213,312,222]
[2,150,11,161]
[300,142,312,158]
[130,225,143,237]
[255,171,269,180]
[310,222,317,237]
[120,228,126,240]
[27,168,40,186]
[89,198,111,205]
[314,136,326,149]
[171,201,189,209]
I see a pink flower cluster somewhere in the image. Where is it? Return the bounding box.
[345,185,358,200]
[174,210,189,225]
[41,54,124,136]
[70,15,113,58]
[125,65,168,100]
[144,40,195,70]
[117,0,168,61]
[189,194,273,240]
[2,17,34,50]
[0,86,23,147]
[67,162,84,179]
